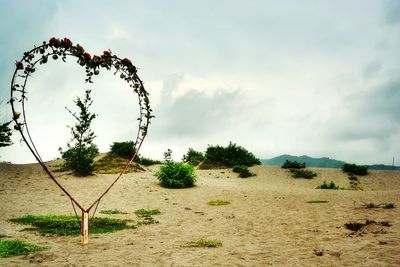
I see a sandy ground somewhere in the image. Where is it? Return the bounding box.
[0,162,400,266]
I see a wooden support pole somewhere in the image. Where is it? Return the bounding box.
[81,211,89,244]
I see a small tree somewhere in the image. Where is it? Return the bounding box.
[0,121,12,148]
[182,148,205,166]
[59,90,99,176]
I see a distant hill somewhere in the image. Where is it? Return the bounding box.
[261,154,400,170]
[261,155,346,168]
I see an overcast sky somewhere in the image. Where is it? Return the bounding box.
[0,0,399,165]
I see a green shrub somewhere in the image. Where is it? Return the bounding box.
[232,165,254,178]
[281,160,306,169]
[182,148,205,166]
[0,240,44,258]
[383,203,395,209]
[110,141,135,158]
[208,200,231,206]
[155,161,196,188]
[316,181,339,190]
[342,163,368,175]
[61,145,98,176]
[203,142,260,168]
[289,168,317,179]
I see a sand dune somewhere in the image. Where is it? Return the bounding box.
[0,162,399,266]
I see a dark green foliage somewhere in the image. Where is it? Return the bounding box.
[383,203,395,209]
[59,90,99,176]
[342,163,368,176]
[281,160,305,169]
[232,165,255,178]
[306,200,328,204]
[156,161,196,188]
[0,240,44,258]
[289,168,317,179]
[110,141,135,158]
[100,209,127,214]
[316,181,339,190]
[203,142,261,168]
[182,148,205,166]
[61,146,98,176]
[136,157,162,166]
[0,121,12,148]
[8,215,135,236]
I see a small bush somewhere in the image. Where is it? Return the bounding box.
[289,169,317,179]
[348,174,358,181]
[188,238,223,248]
[134,209,161,217]
[281,160,305,169]
[0,240,44,258]
[203,142,261,168]
[155,161,196,188]
[208,200,231,206]
[316,181,339,190]
[383,203,395,209]
[342,163,368,176]
[110,141,135,158]
[61,145,99,176]
[182,148,205,166]
[232,165,254,178]
[364,203,380,209]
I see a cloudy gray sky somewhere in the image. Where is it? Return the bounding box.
[0,0,399,165]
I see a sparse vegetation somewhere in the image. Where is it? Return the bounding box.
[342,163,368,176]
[0,121,13,148]
[281,160,305,169]
[136,157,162,166]
[8,214,155,236]
[0,240,44,258]
[364,202,380,209]
[59,90,99,176]
[348,174,358,181]
[316,181,339,190]
[208,200,231,206]
[100,209,127,214]
[289,168,317,179]
[306,200,328,204]
[93,153,144,174]
[188,238,223,248]
[232,165,255,178]
[155,149,196,188]
[182,148,205,166]
[134,209,161,217]
[201,142,261,168]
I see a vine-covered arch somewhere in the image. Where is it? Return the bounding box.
[9,37,153,243]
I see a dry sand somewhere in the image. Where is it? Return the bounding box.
[0,162,400,266]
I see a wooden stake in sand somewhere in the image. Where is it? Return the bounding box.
[9,37,153,244]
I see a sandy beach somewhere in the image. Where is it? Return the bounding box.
[0,162,399,266]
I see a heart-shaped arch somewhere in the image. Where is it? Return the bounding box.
[9,37,153,244]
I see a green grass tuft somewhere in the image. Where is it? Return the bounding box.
[99,209,128,214]
[383,203,395,209]
[0,240,44,258]
[208,199,231,206]
[188,238,223,248]
[134,209,161,217]
[306,200,329,204]
[316,181,339,190]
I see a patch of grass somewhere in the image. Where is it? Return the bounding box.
[188,238,223,248]
[99,209,127,215]
[306,200,329,204]
[8,215,146,236]
[93,153,144,174]
[208,199,231,206]
[316,181,339,190]
[134,209,161,217]
[137,157,162,166]
[289,168,317,179]
[383,203,395,209]
[0,240,44,258]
